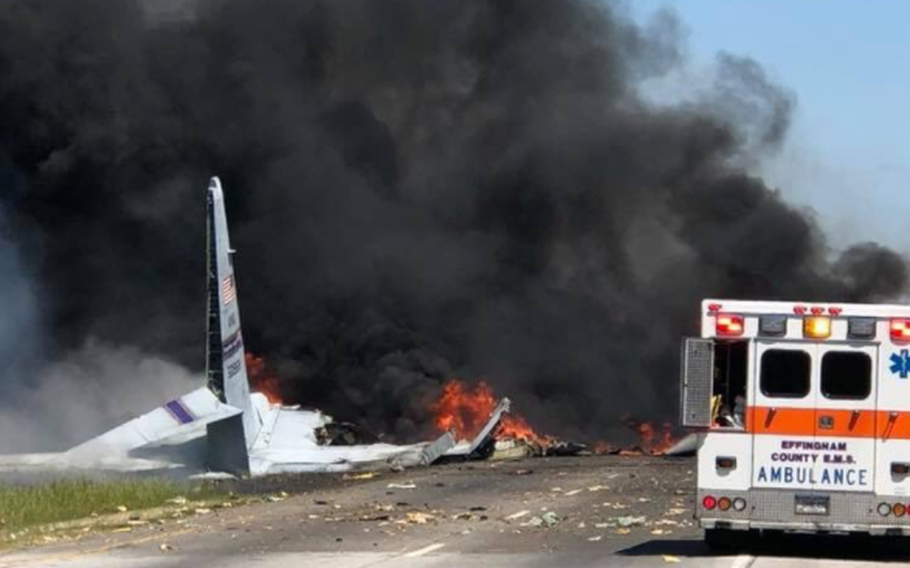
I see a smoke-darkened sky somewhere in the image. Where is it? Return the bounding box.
[0,0,905,447]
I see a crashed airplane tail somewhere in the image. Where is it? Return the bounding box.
[204,177,258,475]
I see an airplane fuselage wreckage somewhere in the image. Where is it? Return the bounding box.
[0,178,507,477]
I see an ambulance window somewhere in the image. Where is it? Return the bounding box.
[760,350,810,398]
[821,352,872,400]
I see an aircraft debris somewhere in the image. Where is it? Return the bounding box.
[405,512,434,524]
[316,422,380,446]
[0,177,456,478]
[537,512,560,527]
[343,472,376,481]
[0,174,690,481]
[504,510,531,521]
[616,515,647,527]
[662,433,698,457]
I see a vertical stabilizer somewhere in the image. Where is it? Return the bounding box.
[205,176,258,474]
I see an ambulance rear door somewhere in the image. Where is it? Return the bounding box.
[752,340,816,491]
[875,334,910,496]
[812,343,877,492]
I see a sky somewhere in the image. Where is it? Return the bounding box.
[630,0,910,254]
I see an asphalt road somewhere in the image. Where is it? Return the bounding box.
[2,456,910,567]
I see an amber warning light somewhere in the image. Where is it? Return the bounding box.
[715,314,744,337]
[803,316,832,339]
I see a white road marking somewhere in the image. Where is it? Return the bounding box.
[730,555,755,568]
[403,543,446,558]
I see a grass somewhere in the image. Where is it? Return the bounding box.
[0,478,223,538]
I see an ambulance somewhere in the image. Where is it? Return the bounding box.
[680,299,910,545]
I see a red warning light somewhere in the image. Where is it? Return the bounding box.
[716,314,744,337]
[891,319,910,342]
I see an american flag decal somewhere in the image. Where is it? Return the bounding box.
[222,275,236,305]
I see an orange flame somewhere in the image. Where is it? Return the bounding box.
[432,380,550,445]
[433,380,497,440]
[497,413,552,446]
[592,420,678,456]
[636,421,676,455]
[245,353,283,404]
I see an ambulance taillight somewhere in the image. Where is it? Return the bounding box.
[891,319,910,342]
[702,496,717,511]
[715,314,744,337]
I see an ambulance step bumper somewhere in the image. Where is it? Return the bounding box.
[697,488,910,535]
[700,518,910,536]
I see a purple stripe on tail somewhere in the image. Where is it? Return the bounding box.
[164,399,195,425]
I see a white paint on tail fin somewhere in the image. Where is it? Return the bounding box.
[207,177,261,452]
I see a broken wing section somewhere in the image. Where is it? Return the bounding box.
[443,397,511,459]
[246,394,454,474]
[61,387,242,470]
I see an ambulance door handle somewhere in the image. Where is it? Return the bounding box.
[884,412,899,440]
[764,408,777,428]
[849,410,860,430]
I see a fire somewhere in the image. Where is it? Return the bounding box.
[498,414,552,446]
[433,380,498,439]
[636,421,676,455]
[593,420,678,456]
[432,380,550,445]
[245,353,283,404]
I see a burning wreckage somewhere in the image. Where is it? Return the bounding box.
[0,177,687,479]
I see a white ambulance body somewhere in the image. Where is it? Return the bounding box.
[681,299,910,539]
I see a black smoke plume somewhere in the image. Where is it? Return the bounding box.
[0,0,905,446]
